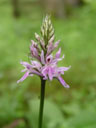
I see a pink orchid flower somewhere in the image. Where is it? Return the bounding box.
[17,15,71,88]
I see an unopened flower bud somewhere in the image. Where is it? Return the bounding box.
[35,33,45,49]
[41,15,54,46]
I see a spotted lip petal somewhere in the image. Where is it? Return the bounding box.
[46,54,53,64]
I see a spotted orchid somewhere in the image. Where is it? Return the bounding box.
[17,15,71,88]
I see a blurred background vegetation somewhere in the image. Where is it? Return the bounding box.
[0,0,96,128]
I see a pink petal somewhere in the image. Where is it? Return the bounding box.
[31,70,43,77]
[17,72,29,83]
[20,61,32,70]
[58,76,70,88]
[31,47,38,57]
[42,67,48,79]
[54,40,60,48]
[47,42,54,55]
[55,48,61,59]
[57,54,64,61]
[31,61,41,71]
[58,66,71,72]
[31,40,39,49]
[30,41,40,60]
[52,54,64,64]
[21,69,27,72]
[43,77,48,80]
[46,40,60,56]
[48,67,53,80]
[20,61,30,66]
[41,50,45,64]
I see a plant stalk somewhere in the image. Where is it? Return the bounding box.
[38,78,46,128]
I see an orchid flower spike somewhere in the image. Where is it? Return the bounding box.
[17,15,71,88]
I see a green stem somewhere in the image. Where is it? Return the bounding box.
[38,78,46,128]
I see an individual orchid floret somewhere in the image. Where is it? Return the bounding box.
[41,53,71,88]
[30,40,40,60]
[17,61,43,83]
[17,15,71,88]
[46,40,60,56]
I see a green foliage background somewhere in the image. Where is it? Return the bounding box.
[0,0,96,128]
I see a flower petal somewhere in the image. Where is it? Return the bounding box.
[48,67,53,80]
[55,48,61,59]
[52,54,64,65]
[17,72,29,83]
[54,40,60,48]
[20,61,32,70]
[31,70,43,77]
[30,41,40,60]
[20,61,30,67]
[56,54,64,62]
[31,60,42,71]
[58,76,70,88]
[42,67,48,80]
[47,42,54,55]
[21,69,27,72]
[47,40,60,56]
[41,50,45,64]
[58,66,71,72]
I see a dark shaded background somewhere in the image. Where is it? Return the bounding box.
[0,0,96,128]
